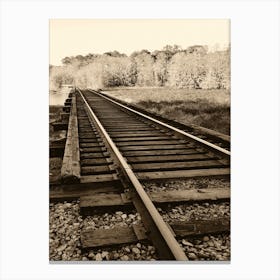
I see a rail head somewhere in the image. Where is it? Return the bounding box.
[88,88,230,159]
[77,88,188,261]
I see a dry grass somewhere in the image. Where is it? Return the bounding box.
[104,87,230,135]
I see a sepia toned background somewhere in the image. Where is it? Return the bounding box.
[50,19,230,66]
[49,19,230,134]
[48,17,233,263]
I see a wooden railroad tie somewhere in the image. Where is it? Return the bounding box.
[136,168,230,181]
[50,138,66,158]
[81,218,230,249]
[51,121,69,131]
[98,91,230,148]
[79,188,230,215]
[60,112,70,122]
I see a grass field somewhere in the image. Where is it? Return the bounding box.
[104,87,230,135]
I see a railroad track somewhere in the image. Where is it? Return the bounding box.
[97,91,231,151]
[78,89,230,180]
[49,88,230,261]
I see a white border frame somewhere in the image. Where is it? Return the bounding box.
[1,0,279,279]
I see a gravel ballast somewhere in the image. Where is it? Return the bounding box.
[159,201,230,261]
[50,199,230,261]
[179,234,230,261]
[49,201,82,261]
[50,202,153,261]
[143,178,230,193]
[83,211,141,230]
[159,202,230,223]
[82,243,158,261]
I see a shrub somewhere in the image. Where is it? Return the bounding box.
[49,45,230,90]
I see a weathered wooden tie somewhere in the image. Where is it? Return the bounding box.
[49,184,122,202]
[80,188,230,215]
[137,168,230,181]
[63,106,71,113]
[50,142,65,158]
[51,121,69,131]
[50,136,66,158]
[81,218,230,249]
[60,112,70,122]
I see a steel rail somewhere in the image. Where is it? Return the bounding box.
[77,88,188,261]
[88,89,230,157]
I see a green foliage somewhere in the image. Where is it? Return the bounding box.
[50,45,230,90]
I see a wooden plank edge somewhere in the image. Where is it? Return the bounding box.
[61,94,81,184]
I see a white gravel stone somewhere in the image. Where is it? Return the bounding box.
[88,252,95,259]
[121,255,129,261]
[124,247,131,253]
[101,251,109,259]
[182,240,194,247]
[147,246,154,252]
[188,252,197,260]
[95,253,102,261]
[57,244,67,252]
[132,247,141,254]
[113,253,120,259]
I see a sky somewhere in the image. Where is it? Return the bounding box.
[50,19,230,66]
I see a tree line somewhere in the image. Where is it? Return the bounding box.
[50,45,230,90]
